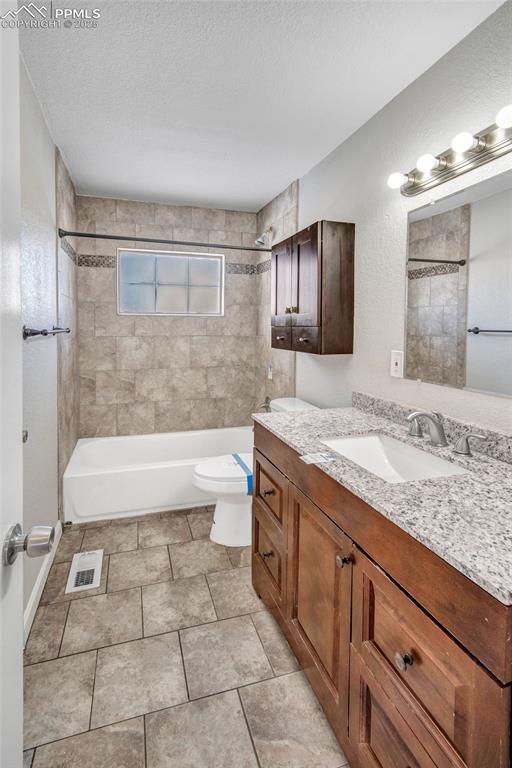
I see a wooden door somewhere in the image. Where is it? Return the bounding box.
[286,485,352,742]
[291,223,320,327]
[271,237,293,327]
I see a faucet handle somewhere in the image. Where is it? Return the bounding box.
[453,432,486,457]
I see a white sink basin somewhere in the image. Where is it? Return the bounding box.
[321,433,468,484]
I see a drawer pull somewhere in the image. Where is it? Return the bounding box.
[276,336,285,341]
[260,551,273,559]
[335,554,353,569]
[262,489,275,497]
[394,652,414,673]
[298,336,310,343]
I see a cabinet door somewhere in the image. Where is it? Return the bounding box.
[286,485,352,741]
[350,549,510,768]
[350,648,438,768]
[291,223,320,327]
[271,237,293,327]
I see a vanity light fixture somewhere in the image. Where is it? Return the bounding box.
[387,105,512,196]
[416,154,446,173]
[387,172,410,189]
[451,132,485,154]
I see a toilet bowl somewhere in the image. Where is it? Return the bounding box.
[193,453,253,547]
[192,398,318,547]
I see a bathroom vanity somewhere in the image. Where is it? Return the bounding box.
[251,406,512,768]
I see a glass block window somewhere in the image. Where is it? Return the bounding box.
[117,249,224,316]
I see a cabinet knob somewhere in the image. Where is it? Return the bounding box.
[285,307,292,314]
[291,306,299,313]
[262,489,275,497]
[298,337,310,344]
[394,652,414,673]
[335,554,352,569]
[260,551,273,559]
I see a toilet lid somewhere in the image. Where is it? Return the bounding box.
[194,453,253,482]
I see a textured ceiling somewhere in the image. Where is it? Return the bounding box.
[21,0,501,211]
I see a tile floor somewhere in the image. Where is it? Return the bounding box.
[23,507,349,768]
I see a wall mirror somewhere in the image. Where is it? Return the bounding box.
[404,170,512,398]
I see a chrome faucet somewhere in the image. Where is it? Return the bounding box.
[406,411,448,447]
[257,397,271,413]
[452,431,486,457]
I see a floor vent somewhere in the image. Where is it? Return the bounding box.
[65,550,103,594]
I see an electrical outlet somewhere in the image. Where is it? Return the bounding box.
[390,350,404,378]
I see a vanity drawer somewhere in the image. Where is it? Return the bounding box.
[351,550,510,767]
[349,646,438,768]
[254,450,288,529]
[271,327,292,350]
[292,326,320,353]
[252,504,286,609]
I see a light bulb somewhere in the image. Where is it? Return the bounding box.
[416,154,442,173]
[496,104,512,129]
[387,172,408,189]
[451,132,478,153]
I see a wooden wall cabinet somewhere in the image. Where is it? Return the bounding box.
[252,433,511,768]
[270,220,354,354]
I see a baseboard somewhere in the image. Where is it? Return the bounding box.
[23,520,62,645]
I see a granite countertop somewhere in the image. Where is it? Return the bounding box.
[253,407,512,606]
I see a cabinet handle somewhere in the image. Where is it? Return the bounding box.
[298,337,310,344]
[394,652,414,673]
[262,489,275,497]
[335,554,353,568]
[276,336,285,341]
[260,551,273,559]
[285,307,292,314]
[291,305,299,313]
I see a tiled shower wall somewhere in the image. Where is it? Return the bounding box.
[74,189,297,437]
[254,182,298,405]
[405,205,469,388]
[55,151,79,512]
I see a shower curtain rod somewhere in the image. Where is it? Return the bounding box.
[58,228,272,254]
[408,257,466,266]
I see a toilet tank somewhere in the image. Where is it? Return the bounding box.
[269,397,319,412]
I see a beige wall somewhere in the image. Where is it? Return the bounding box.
[405,205,469,388]
[297,3,512,432]
[20,64,59,607]
[73,195,296,436]
[56,151,79,514]
[254,181,298,405]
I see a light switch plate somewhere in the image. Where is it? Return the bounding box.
[390,350,404,378]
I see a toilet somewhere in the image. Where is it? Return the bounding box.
[193,397,319,546]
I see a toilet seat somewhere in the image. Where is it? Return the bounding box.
[193,453,252,495]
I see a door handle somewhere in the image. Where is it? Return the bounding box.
[2,523,55,566]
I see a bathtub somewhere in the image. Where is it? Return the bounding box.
[63,426,254,524]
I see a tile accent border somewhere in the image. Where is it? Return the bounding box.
[76,254,272,275]
[77,253,116,268]
[352,390,512,465]
[256,259,271,274]
[60,237,77,264]
[407,263,459,280]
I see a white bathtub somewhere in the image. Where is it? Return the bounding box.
[63,426,254,524]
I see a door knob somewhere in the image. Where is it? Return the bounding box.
[2,523,55,566]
